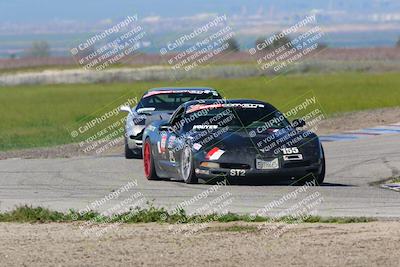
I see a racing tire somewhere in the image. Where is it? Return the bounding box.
[315,145,326,185]
[143,138,159,180]
[181,144,198,184]
[125,139,141,159]
[294,145,325,186]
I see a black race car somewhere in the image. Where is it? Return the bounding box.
[120,87,221,158]
[142,99,326,185]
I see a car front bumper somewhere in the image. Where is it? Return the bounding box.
[127,136,142,150]
[194,161,323,182]
[126,126,145,150]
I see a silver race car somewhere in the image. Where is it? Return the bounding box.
[120,87,222,158]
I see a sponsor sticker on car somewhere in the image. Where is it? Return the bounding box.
[256,158,279,170]
[186,103,265,114]
[206,147,225,160]
[193,125,218,130]
[193,143,202,150]
[160,133,167,153]
[167,135,176,148]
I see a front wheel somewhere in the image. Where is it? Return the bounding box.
[181,145,198,184]
[143,138,159,180]
[294,145,325,186]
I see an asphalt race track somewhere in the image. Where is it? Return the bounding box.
[1,134,399,218]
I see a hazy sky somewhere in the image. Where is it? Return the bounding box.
[2,0,255,22]
[0,0,382,23]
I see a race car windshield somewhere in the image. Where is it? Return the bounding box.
[137,92,220,111]
[183,106,291,132]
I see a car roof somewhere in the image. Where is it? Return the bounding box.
[183,98,271,107]
[147,87,218,92]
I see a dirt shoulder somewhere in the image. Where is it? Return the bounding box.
[1,107,400,160]
[0,221,398,267]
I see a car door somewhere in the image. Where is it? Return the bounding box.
[157,106,185,178]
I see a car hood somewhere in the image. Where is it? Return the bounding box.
[134,111,173,126]
[191,127,318,157]
[146,111,173,124]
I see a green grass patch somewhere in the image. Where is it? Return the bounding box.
[390,177,400,183]
[370,176,400,187]
[301,216,373,223]
[0,205,375,224]
[1,72,400,151]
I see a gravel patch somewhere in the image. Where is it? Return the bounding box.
[0,221,398,266]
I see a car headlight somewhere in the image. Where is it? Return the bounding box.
[131,125,145,135]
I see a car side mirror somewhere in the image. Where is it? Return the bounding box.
[120,105,133,115]
[292,118,306,128]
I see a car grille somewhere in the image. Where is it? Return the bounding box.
[130,131,143,141]
[283,160,311,168]
[220,163,251,169]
